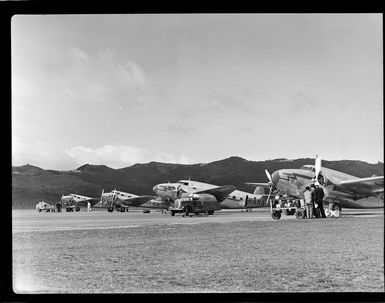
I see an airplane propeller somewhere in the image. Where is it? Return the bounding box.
[265,169,273,184]
[173,184,182,198]
[315,155,322,182]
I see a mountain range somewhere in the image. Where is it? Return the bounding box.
[12,156,384,208]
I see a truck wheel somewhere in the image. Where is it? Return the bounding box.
[108,207,114,212]
[295,209,305,219]
[272,210,281,220]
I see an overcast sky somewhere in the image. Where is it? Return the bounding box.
[12,14,383,170]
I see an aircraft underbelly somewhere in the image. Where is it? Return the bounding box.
[329,195,383,209]
[219,199,242,209]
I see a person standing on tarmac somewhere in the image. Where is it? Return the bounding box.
[314,182,326,218]
[310,183,317,218]
[304,186,313,219]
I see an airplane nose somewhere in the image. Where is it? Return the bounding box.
[271,171,280,185]
[152,185,158,193]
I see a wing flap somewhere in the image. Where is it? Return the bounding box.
[339,176,383,195]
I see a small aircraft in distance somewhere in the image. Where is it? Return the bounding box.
[96,189,158,212]
[61,194,100,212]
[153,179,270,212]
[246,156,384,212]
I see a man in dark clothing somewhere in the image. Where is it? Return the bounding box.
[310,183,318,218]
[314,182,326,218]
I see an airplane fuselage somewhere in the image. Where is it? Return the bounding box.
[153,180,269,210]
[273,166,383,209]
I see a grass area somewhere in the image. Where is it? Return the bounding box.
[13,217,384,293]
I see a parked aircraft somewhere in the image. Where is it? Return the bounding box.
[61,194,100,212]
[246,156,384,212]
[97,189,158,212]
[153,180,270,211]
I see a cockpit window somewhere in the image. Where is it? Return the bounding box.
[178,181,189,186]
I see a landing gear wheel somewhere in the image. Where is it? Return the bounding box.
[171,211,175,216]
[332,204,341,212]
[120,207,125,212]
[108,207,114,212]
[208,210,214,215]
[75,207,80,212]
[295,209,305,219]
[272,210,281,220]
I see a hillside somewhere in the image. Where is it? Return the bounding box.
[12,157,384,208]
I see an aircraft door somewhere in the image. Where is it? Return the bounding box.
[245,195,248,207]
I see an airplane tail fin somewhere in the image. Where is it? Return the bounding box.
[253,186,267,195]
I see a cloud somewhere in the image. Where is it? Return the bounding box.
[12,136,77,170]
[165,124,197,135]
[207,91,256,113]
[69,47,89,61]
[14,45,156,109]
[289,90,320,112]
[65,144,195,168]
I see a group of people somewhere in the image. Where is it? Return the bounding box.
[303,181,326,219]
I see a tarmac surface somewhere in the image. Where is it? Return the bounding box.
[12,207,384,233]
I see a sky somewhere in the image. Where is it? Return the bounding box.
[12,14,383,170]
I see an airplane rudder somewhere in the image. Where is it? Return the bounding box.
[253,186,266,195]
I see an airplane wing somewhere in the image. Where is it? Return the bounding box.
[338,176,384,195]
[195,185,236,202]
[245,182,271,188]
[117,195,157,207]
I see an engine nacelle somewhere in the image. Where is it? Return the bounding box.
[317,172,329,186]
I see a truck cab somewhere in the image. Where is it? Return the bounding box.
[36,201,53,212]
